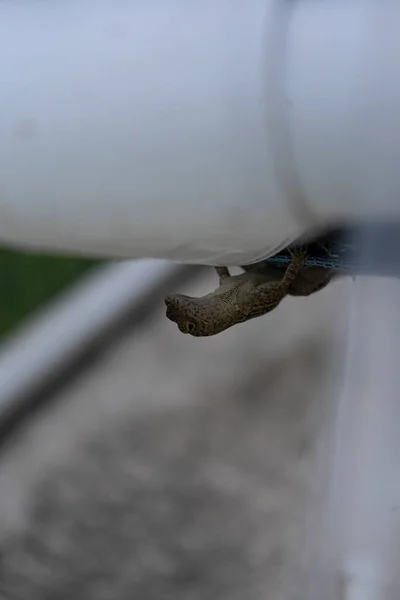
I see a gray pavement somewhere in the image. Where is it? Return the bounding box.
[0,269,351,599]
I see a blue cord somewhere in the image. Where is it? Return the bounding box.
[265,254,357,271]
[262,224,400,276]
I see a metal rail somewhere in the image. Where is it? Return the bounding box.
[0,260,200,443]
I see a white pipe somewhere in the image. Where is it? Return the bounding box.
[0,1,400,267]
[0,259,182,415]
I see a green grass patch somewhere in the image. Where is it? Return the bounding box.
[0,248,100,338]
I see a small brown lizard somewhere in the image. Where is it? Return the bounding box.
[165,246,314,337]
[241,262,340,297]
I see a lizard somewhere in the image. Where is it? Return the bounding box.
[165,246,316,337]
[241,261,340,297]
[165,234,345,337]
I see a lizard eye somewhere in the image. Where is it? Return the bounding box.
[184,321,195,333]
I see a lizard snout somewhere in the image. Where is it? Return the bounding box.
[164,294,181,323]
[164,296,174,317]
[165,294,186,308]
[165,294,196,331]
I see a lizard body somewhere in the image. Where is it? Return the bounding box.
[241,263,340,296]
[165,248,309,337]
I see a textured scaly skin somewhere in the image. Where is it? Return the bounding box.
[165,249,309,337]
[241,263,340,296]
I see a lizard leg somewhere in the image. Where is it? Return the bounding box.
[288,267,335,297]
[237,249,308,311]
[215,266,230,284]
[275,247,309,292]
[243,259,338,297]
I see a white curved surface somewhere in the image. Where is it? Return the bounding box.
[0,1,400,266]
[0,0,302,266]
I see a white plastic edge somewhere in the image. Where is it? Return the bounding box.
[0,259,181,416]
[0,0,304,267]
[1,2,400,267]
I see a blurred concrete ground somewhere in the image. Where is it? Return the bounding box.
[0,268,351,599]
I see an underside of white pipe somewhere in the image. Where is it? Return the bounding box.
[0,0,399,266]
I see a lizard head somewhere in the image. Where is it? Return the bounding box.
[165,293,234,337]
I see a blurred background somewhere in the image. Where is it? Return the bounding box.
[0,245,352,599]
[1,0,399,595]
[0,249,98,338]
